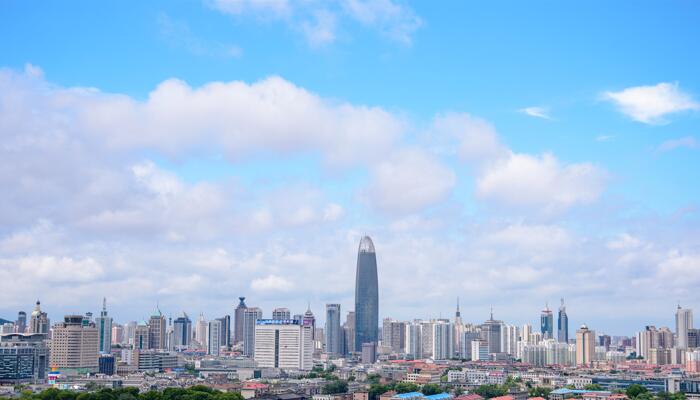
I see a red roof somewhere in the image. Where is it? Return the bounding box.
[242,383,268,390]
[490,396,515,400]
[456,395,484,400]
[529,397,546,400]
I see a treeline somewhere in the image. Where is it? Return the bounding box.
[6,386,245,400]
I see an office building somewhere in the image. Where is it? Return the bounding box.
[405,321,422,358]
[29,301,49,335]
[254,319,313,370]
[344,311,355,355]
[471,340,489,361]
[234,297,248,345]
[459,331,480,359]
[355,235,379,351]
[272,308,291,320]
[148,311,166,350]
[195,313,207,349]
[303,306,316,340]
[15,312,26,334]
[676,305,693,349]
[361,341,377,364]
[558,298,569,343]
[576,324,596,366]
[431,320,454,360]
[325,304,342,355]
[541,304,554,340]
[173,313,192,350]
[98,354,115,375]
[483,310,503,354]
[111,324,124,345]
[95,298,112,354]
[0,333,49,384]
[133,323,149,350]
[217,315,231,349]
[50,315,99,373]
[208,319,222,356]
[243,307,263,357]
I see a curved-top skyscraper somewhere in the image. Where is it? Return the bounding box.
[354,235,378,351]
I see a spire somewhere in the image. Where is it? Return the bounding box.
[102,297,107,311]
[456,297,461,318]
[490,306,494,320]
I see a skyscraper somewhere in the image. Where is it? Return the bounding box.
[195,313,207,350]
[95,298,112,354]
[50,315,99,373]
[208,319,222,356]
[676,305,693,349]
[217,315,231,349]
[15,311,26,334]
[576,324,595,366]
[325,304,342,355]
[483,309,503,354]
[243,307,262,357]
[29,300,49,335]
[148,311,166,350]
[432,320,454,360]
[344,311,355,355]
[303,306,316,340]
[234,297,247,345]
[355,235,378,351]
[557,298,569,343]
[173,313,192,350]
[254,319,313,370]
[541,304,553,339]
[272,308,291,320]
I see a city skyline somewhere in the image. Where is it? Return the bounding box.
[1,1,699,335]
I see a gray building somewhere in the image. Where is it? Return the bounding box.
[96,298,112,354]
[325,304,342,355]
[217,315,231,349]
[16,312,26,334]
[482,311,503,354]
[558,298,569,343]
[0,333,49,384]
[272,308,291,320]
[234,297,247,345]
[243,307,262,357]
[173,313,192,349]
[541,304,554,340]
[355,235,378,351]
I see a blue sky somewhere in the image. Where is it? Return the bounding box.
[0,0,699,335]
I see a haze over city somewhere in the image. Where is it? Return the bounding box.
[1,1,700,337]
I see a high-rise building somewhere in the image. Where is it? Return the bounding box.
[133,323,149,350]
[111,324,124,345]
[557,298,569,343]
[637,326,659,359]
[95,298,112,354]
[325,304,342,355]
[355,235,379,351]
[15,311,26,334]
[217,315,231,349]
[50,315,99,373]
[148,311,166,350]
[454,298,464,355]
[344,311,355,355]
[303,306,316,340]
[676,305,693,349]
[234,297,248,345]
[576,324,596,366]
[208,319,222,356]
[29,301,49,335]
[243,307,262,357]
[689,328,700,348]
[501,324,519,356]
[459,331,481,360]
[483,310,503,354]
[195,313,207,349]
[272,308,291,320]
[471,340,489,361]
[432,320,454,360]
[173,313,192,350]
[0,333,49,384]
[254,319,313,370]
[361,342,377,364]
[541,304,554,340]
[405,321,422,358]
[389,320,406,354]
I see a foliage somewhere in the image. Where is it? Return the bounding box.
[528,387,552,398]
[584,384,604,391]
[421,384,442,396]
[367,374,382,385]
[394,383,419,394]
[473,384,508,399]
[626,384,649,399]
[322,380,349,394]
[368,384,391,400]
[656,392,686,400]
[15,387,243,400]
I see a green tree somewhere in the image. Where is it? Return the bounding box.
[322,380,348,394]
[213,393,244,400]
[421,384,442,396]
[140,391,163,400]
[528,387,551,398]
[369,384,390,400]
[473,385,507,399]
[584,384,603,391]
[625,385,648,399]
[394,383,419,394]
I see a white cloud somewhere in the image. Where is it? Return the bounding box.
[519,106,551,120]
[657,136,698,152]
[476,152,608,212]
[341,0,422,45]
[157,14,242,58]
[367,148,456,214]
[11,256,104,283]
[302,10,337,47]
[603,82,699,124]
[251,275,294,292]
[430,112,508,164]
[206,0,292,18]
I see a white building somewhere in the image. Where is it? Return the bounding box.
[254,319,313,370]
[208,319,222,356]
[431,320,454,360]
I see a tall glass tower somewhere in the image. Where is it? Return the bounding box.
[540,303,553,339]
[557,298,569,343]
[354,235,378,352]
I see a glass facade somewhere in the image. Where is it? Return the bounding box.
[354,236,378,351]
